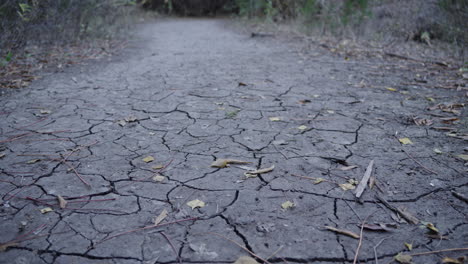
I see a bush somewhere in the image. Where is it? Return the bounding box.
[0,0,136,55]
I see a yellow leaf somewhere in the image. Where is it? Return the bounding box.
[426,97,435,102]
[269,117,281,121]
[399,138,413,145]
[152,164,164,170]
[40,109,51,114]
[442,257,463,264]
[187,199,205,210]
[281,201,295,209]
[404,242,412,251]
[152,175,165,182]
[143,156,154,163]
[57,195,67,209]
[27,159,40,164]
[154,209,168,225]
[386,87,398,92]
[425,222,439,233]
[395,253,412,264]
[339,183,355,191]
[245,165,275,176]
[314,178,325,184]
[298,125,308,130]
[457,154,468,161]
[233,256,259,264]
[40,207,53,214]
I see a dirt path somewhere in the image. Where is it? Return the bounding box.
[1,18,466,264]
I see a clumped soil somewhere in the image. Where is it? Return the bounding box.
[0,18,466,264]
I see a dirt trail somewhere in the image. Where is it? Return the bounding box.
[0,19,466,264]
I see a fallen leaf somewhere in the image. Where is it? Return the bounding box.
[154,209,168,225]
[40,207,53,214]
[339,183,356,191]
[399,138,413,145]
[326,110,335,114]
[233,256,259,264]
[426,97,435,102]
[0,153,5,159]
[27,159,40,164]
[395,253,412,264]
[211,159,251,168]
[40,109,51,114]
[404,242,413,251]
[272,139,287,145]
[187,199,205,210]
[0,241,19,252]
[117,120,126,127]
[269,116,281,121]
[57,195,67,209]
[152,164,164,170]
[314,178,325,184]
[281,201,295,209]
[440,117,459,123]
[324,226,360,239]
[386,87,398,92]
[298,99,311,104]
[152,175,165,182]
[433,148,443,154]
[124,116,137,122]
[298,125,308,130]
[245,165,275,176]
[457,154,468,161]
[400,91,410,95]
[442,257,465,264]
[143,156,155,163]
[424,222,439,233]
[361,223,392,232]
[413,118,433,126]
[339,165,358,171]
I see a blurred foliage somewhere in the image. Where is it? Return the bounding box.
[0,0,136,55]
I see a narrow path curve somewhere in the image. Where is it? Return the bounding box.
[0,19,466,264]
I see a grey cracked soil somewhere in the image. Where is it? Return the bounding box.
[1,19,467,264]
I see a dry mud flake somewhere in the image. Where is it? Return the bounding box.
[233,256,259,264]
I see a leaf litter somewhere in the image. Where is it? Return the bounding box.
[187,199,205,210]
[244,165,275,178]
[324,226,360,239]
[154,209,168,225]
[211,158,251,168]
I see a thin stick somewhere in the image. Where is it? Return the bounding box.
[160,232,181,264]
[63,161,91,188]
[96,217,197,245]
[355,160,374,198]
[353,213,374,264]
[409,247,468,256]
[265,245,284,261]
[374,236,392,264]
[402,149,438,175]
[205,231,271,264]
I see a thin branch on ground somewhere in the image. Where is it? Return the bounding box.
[205,231,272,264]
[373,236,393,264]
[409,247,468,256]
[353,212,375,264]
[160,231,182,264]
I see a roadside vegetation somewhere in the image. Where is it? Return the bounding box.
[0,0,137,88]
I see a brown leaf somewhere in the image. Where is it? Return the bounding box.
[442,257,466,264]
[211,159,251,168]
[57,195,67,209]
[0,241,19,252]
[413,118,433,126]
[324,226,360,239]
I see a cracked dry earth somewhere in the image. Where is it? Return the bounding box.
[1,19,467,264]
